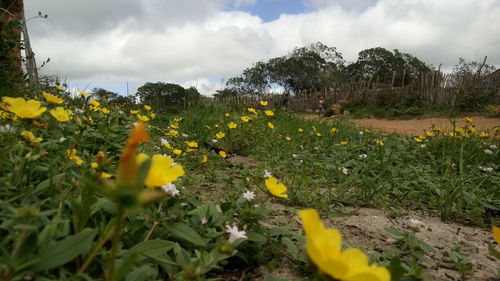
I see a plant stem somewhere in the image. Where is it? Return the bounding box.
[107,209,125,281]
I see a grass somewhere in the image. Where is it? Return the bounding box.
[0,93,499,280]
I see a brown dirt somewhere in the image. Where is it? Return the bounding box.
[301,114,500,135]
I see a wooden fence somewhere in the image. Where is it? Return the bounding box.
[207,70,500,112]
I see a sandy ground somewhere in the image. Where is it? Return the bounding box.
[301,114,500,135]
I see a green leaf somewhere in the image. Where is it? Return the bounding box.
[130,239,176,261]
[246,232,267,243]
[167,222,207,246]
[125,265,157,281]
[29,228,97,271]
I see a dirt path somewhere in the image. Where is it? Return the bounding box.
[301,114,500,135]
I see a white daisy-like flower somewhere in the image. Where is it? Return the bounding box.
[161,183,180,196]
[0,124,14,133]
[74,108,84,113]
[479,166,493,172]
[341,167,349,175]
[264,169,272,178]
[408,218,423,227]
[59,137,67,142]
[211,139,218,143]
[300,145,304,150]
[484,149,493,155]
[358,153,368,159]
[200,217,208,225]
[420,144,427,148]
[359,131,364,135]
[160,138,169,145]
[490,144,497,150]
[181,133,188,137]
[225,224,247,244]
[292,154,298,158]
[242,191,256,201]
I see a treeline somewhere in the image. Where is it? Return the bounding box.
[216,42,497,102]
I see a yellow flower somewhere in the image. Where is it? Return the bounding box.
[20,130,43,143]
[91,162,98,169]
[264,110,274,116]
[150,113,156,119]
[260,100,268,106]
[375,139,384,146]
[425,131,434,137]
[214,124,219,128]
[330,128,338,135]
[117,123,149,185]
[225,113,230,117]
[286,136,292,141]
[268,122,275,129]
[494,226,500,244]
[432,126,442,132]
[67,149,84,166]
[55,85,65,91]
[99,107,110,114]
[6,98,46,119]
[50,107,73,122]
[298,209,390,281]
[464,117,473,123]
[228,122,238,129]
[137,114,150,122]
[316,133,322,137]
[90,98,100,107]
[241,116,250,122]
[165,143,173,150]
[467,125,476,134]
[144,105,152,111]
[78,89,89,96]
[201,155,208,163]
[247,108,257,114]
[216,132,225,139]
[414,137,423,143]
[167,130,179,137]
[136,154,185,188]
[479,132,489,137]
[130,110,139,114]
[455,127,464,134]
[219,151,227,158]
[42,91,63,104]
[265,177,288,198]
[340,141,348,145]
[312,126,317,132]
[298,128,304,133]
[172,149,182,155]
[186,141,198,148]
[100,172,112,179]
[170,124,179,129]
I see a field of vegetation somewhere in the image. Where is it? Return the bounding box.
[1,89,499,281]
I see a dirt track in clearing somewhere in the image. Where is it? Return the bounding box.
[302,115,500,135]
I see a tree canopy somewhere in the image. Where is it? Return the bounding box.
[135,82,201,109]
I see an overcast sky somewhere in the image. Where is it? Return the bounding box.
[25,0,500,96]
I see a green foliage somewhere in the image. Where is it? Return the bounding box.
[135,82,201,110]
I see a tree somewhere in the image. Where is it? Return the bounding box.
[135,82,201,109]
[1,0,24,96]
[347,47,430,86]
[91,88,118,100]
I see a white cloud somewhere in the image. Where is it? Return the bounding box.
[25,0,500,95]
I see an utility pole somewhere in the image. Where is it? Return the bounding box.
[22,5,38,87]
[126,81,129,96]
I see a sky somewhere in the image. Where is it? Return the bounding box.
[24,0,500,96]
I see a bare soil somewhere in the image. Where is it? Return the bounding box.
[301,114,500,135]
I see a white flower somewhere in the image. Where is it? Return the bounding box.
[292,154,298,158]
[0,124,14,133]
[484,149,493,155]
[242,191,256,201]
[263,169,272,178]
[161,183,180,196]
[358,153,368,159]
[341,167,349,175]
[420,144,427,148]
[74,108,84,113]
[211,139,218,143]
[490,144,497,150]
[408,218,423,227]
[181,133,188,137]
[200,217,208,225]
[225,224,247,244]
[479,166,493,172]
[160,138,169,146]
[300,145,304,150]
[59,137,67,142]
[314,146,319,150]
[359,131,364,135]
